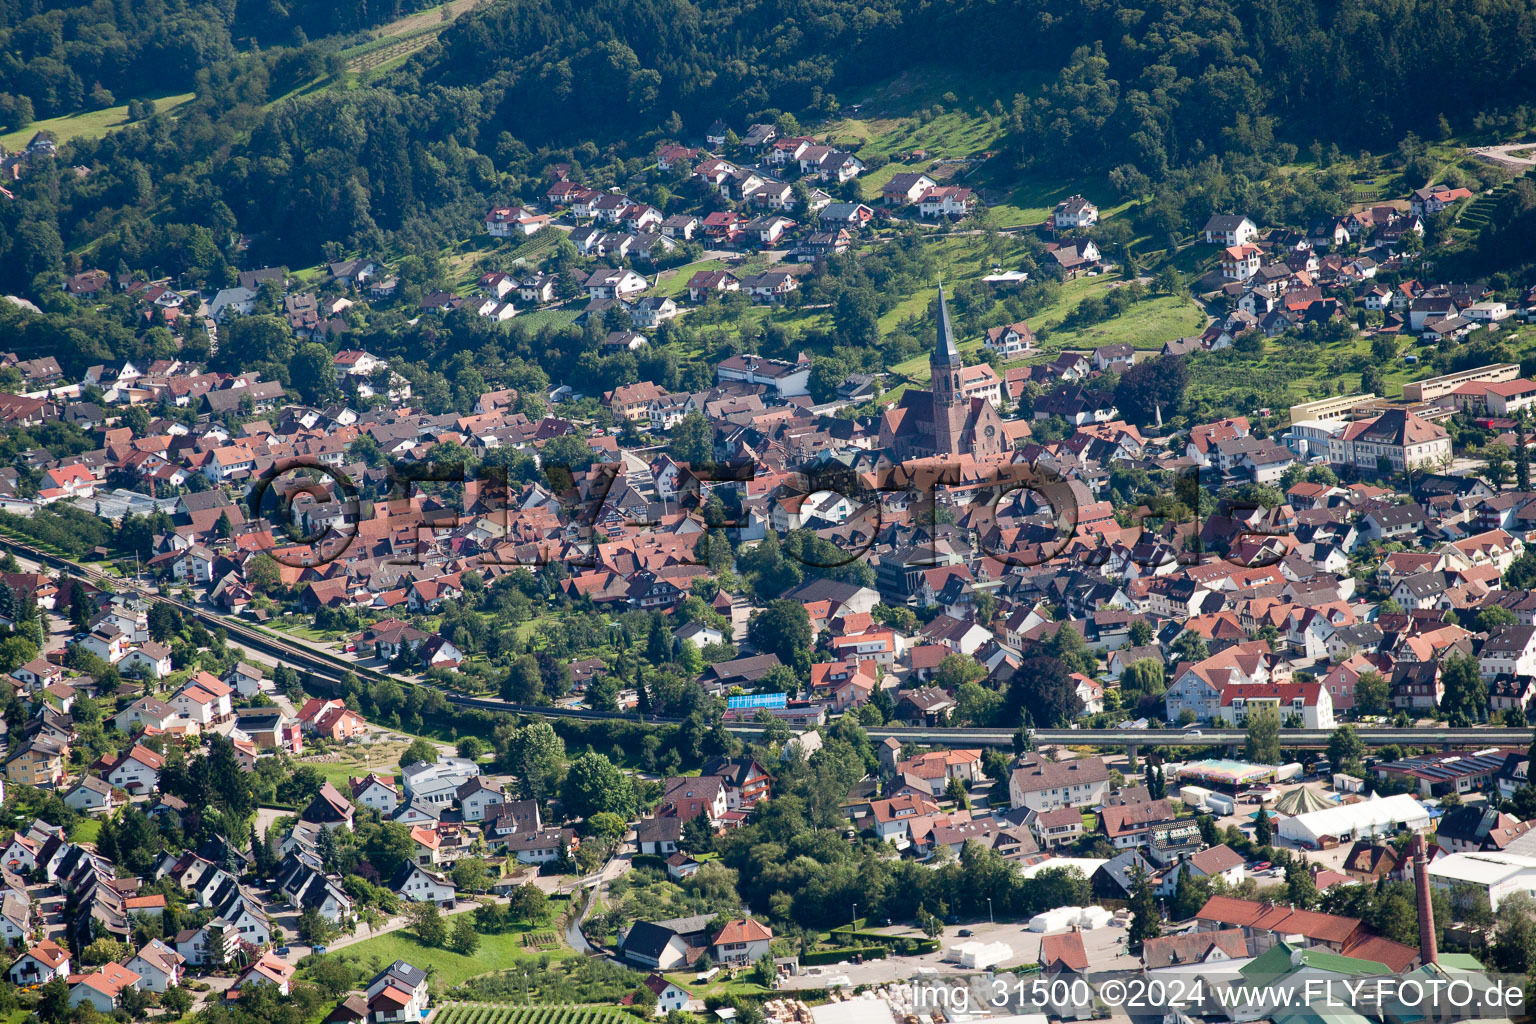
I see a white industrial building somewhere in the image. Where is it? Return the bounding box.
[1275,793,1431,847]
[1427,851,1536,911]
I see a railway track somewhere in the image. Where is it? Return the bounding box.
[8,535,1532,752]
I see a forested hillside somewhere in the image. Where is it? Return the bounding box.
[0,0,438,124]
[6,0,1536,289]
[409,0,1536,165]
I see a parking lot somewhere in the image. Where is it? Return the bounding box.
[776,918,1140,991]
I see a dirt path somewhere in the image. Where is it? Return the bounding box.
[345,0,488,73]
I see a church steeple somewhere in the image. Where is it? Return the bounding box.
[931,281,964,409]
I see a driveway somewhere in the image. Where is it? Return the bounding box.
[279,894,493,961]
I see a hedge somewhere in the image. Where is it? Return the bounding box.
[828,929,940,955]
[800,946,889,966]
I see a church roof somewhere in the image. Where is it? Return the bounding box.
[935,282,962,368]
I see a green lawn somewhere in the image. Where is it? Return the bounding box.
[1033,289,1207,352]
[70,819,101,844]
[515,308,581,331]
[312,922,572,987]
[655,259,726,299]
[0,92,195,151]
[887,260,1205,389]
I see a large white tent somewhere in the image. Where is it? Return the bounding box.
[1275,793,1430,846]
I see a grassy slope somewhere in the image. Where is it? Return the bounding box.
[882,235,1205,389]
[314,922,572,986]
[0,92,195,151]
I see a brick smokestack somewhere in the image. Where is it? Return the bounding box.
[1412,831,1437,966]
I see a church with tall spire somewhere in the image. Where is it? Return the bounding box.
[877,283,1010,461]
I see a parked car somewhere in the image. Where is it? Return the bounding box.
[311,945,327,955]
[275,946,290,956]
[957,928,973,937]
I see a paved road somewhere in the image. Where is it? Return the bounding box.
[1471,143,1536,168]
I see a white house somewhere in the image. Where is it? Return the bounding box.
[106,744,165,793]
[1479,625,1536,680]
[1053,195,1099,230]
[641,974,691,1015]
[712,918,773,965]
[120,642,173,680]
[1212,681,1334,729]
[1008,756,1111,812]
[365,961,431,1024]
[1203,215,1258,246]
[68,964,141,1011]
[455,777,506,822]
[9,940,70,986]
[350,773,400,815]
[125,939,185,993]
[390,863,456,906]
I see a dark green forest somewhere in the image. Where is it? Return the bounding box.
[5,0,1536,308]
[0,0,438,122]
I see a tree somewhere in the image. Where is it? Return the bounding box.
[83,938,133,965]
[748,599,813,674]
[501,654,544,703]
[1286,862,1319,909]
[298,906,337,944]
[37,978,69,1024]
[1485,443,1513,490]
[1326,724,1366,773]
[292,342,342,405]
[1243,704,1282,764]
[1005,655,1084,727]
[668,411,714,465]
[1045,623,1093,675]
[1121,658,1165,698]
[508,883,549,923]
[246,553,281,595]
[449,915,480,955]
[1440,653,1487,725]
[562,751,633,818]
[1170,864,1210,921]
[161,986,194,1016]
[635,665,652,716]
[1170,631,1209,664]
[1126,864,1161,952]
[452,859,490,893]
[1355,670,1390,716]
[1115,354,1190,426]
[148,601,181,642]
[945,775,970,809]
[646,614,671,665]
[935,653,987,691]
[1255,806,1272,846]
[682,809,715,853]
[504,721,566,801]
[277,764,326,804]
[982,748,1011,785]
[408,901,448,947]
[399,737,439,768]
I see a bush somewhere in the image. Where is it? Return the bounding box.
[799,946,889,966]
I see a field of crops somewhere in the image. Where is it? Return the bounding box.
[434,1005,637,1024]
